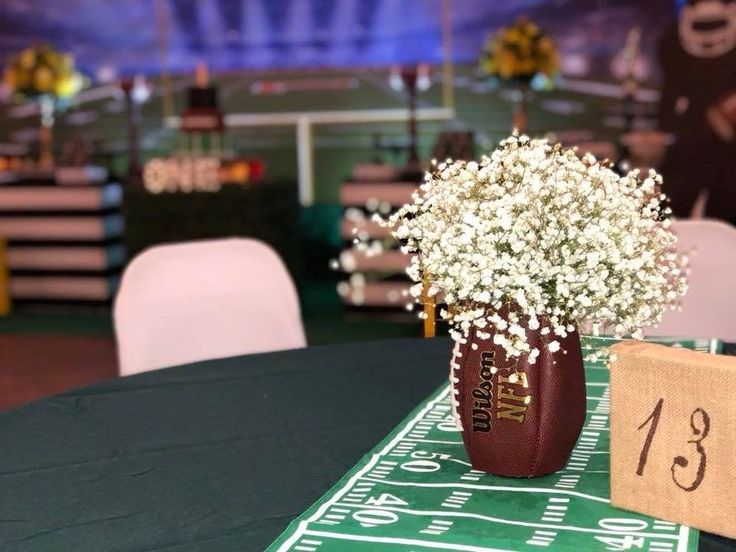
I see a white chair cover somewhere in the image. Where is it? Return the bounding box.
[114,238,306,376]
[646,219,736,342]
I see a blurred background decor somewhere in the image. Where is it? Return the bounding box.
[0,0,735,410]
[657,0,736,223]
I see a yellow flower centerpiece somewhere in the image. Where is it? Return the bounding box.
[3,43,84,102]
[3,44,86,167]
[479,18,560,132]
[480,17,559,83]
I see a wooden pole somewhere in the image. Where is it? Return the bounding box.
[120,79,143,187]
[0,239,11,316]
[441,0,454,111]
[155,0,175,121]
[401,68,420,170]
[422,273,436,338]
[38,95,55,169]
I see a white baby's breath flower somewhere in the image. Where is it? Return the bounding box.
[378,134,687,359]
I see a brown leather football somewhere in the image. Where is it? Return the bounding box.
[452,327,586,477]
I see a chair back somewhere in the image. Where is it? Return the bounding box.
[646,219,736,342]
[114,238,305,376]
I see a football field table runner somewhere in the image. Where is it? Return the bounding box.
[268,337,721,552]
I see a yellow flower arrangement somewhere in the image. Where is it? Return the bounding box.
[3,44,85,102]
[480,17,560,84]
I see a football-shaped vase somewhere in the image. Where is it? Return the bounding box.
[452,327,586,477]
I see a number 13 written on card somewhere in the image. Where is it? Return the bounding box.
[635,398,710,491]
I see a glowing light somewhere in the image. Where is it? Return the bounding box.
[143,156,221,193]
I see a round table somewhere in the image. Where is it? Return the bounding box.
[0,338,732,551]
[0,338,450,551]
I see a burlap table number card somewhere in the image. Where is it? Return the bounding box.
[610,341,736,539]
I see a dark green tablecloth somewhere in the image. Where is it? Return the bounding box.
[0,338,733,551]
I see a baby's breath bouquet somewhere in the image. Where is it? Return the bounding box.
[383,134,688,362]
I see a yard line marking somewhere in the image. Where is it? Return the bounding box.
[402,438,464,445]
[360,478,610,503]
[677,524,690,552]
[653,522,677,531]
[303,529,515,552]
[330,505,681,538]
